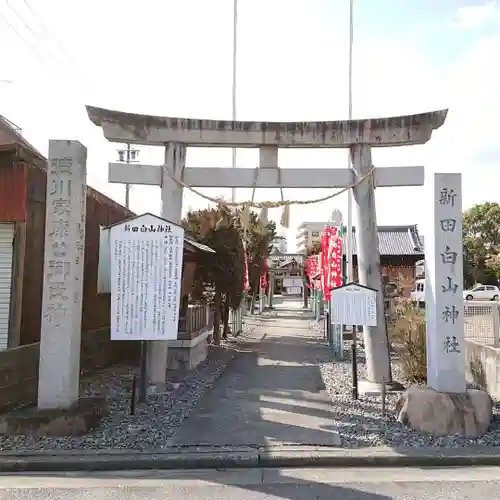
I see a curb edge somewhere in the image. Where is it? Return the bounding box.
[2,451,500,472]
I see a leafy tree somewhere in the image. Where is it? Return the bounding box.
[486,255,500,280]
[182,204,245,344]
[242,210,276,295]
[463,202,500,287]
[306,240,322,256]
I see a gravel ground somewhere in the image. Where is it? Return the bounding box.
[0,342,238,452]
[0,314,270,453]
[316,323,500,448]
[5,311,497,452]
[0,313,272,452]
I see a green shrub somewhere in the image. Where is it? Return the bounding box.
[389,300,427,384]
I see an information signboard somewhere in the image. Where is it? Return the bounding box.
[330,282,377,327]
[110,213,184,341]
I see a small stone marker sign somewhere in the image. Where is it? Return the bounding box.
[110,213,184,341]
[330,283,377,326]
[426,173,465,393]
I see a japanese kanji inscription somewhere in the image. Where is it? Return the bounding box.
[425,173,466,393]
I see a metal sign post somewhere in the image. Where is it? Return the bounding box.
[138,340,148,403]
[351,340,358,399]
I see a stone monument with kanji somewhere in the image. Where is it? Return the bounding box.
[396,173,492,437]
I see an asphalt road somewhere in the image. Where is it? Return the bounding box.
[0,466,498,499]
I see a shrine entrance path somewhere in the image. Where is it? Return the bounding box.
[167,298,341,448]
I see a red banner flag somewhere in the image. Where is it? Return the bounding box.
[306,254,320,290]
[259,259,268,291]
[328,227,343,291]
[319,226,343,301]
[243,250,249,291]
[321,227,332,299]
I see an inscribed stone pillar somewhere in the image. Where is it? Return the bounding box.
[147,141,186,385]
[426,173,466,393]
[350,144,391,384]
[38,140,87,410]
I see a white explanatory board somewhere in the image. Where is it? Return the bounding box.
[330,283,378,327]
[110,213,184,341]
[283,278,302,287]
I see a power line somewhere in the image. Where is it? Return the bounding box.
[5,0,76,77]
[1,2,96,103]
[17,0,94,91]
[6,0,36,38]
[21,0,74,62]
[0,10,60,80]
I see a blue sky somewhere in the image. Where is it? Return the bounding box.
[351,0,499,61]
[0,0,499,249]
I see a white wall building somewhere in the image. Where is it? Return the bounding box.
[296,222,328,254]
[271,235,288,254]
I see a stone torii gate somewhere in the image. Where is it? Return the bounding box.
[86,106,447,388]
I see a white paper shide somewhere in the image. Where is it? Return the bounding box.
[110,213,184,341]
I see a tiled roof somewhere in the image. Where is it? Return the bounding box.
[344,225,423,256]
[269,254,305,267]
[0,114,133,215]
[0,114,45,160]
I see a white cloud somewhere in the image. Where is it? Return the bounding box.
[430,34,500,211]
[0,0,499,250]
[453,1,500,30]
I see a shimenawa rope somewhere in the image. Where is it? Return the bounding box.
[165,164,376,210]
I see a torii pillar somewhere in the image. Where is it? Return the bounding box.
[86,106,447,388]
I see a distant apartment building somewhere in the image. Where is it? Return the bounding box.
[270,235,288,254]
[296,222,328,254]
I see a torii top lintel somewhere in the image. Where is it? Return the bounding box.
[86,105,448,148]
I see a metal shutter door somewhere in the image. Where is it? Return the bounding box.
[0,223,14,350]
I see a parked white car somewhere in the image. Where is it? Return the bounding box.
[463,284,500,301]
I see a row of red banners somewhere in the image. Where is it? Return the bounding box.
[253,227,343,295]
[306,226,343,299]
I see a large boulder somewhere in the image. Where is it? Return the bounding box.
[395,385,492,438]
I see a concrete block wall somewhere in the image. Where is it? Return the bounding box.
[168,304,214,370]
[0,304,213,412]
[465,340,500,400]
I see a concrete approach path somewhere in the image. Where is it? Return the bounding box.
[167,298,341,448]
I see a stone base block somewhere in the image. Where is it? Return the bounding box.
[167,334,209,371]
[147,381,181,395]
[0,397,108,437]
[396,385,492,438]
[359,380,406,396]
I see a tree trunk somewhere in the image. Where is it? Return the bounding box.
[250,291,257,314]
[213,290,222,345]
[222,300,230,339]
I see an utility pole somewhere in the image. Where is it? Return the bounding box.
[117,144,139,209]
[231,0,238,203]
[346,0,354,283]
